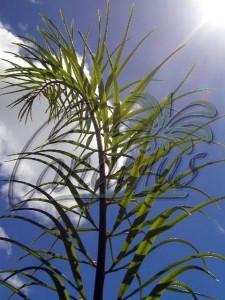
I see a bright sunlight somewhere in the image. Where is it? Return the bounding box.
[199,0,225,28]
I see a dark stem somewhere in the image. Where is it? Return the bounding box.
[88,103,107,300]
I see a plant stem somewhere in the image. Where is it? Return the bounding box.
[88,103,107,300]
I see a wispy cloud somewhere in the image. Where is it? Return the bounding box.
[213,218,225,234]
[0,227,12,255]
[18,23,28,32]
[0,273,28,293]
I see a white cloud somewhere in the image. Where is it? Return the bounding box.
[0,22,24,70]
[0,227,12,255]
[0,22,90,224]
[0,120,36,196]
[0,20,123,226]
[0,22,60,217]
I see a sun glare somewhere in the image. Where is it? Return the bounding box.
[200,0,225,28]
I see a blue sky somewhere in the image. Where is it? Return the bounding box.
[1,0,225,299]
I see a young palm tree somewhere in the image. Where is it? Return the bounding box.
[0,3,225,300]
